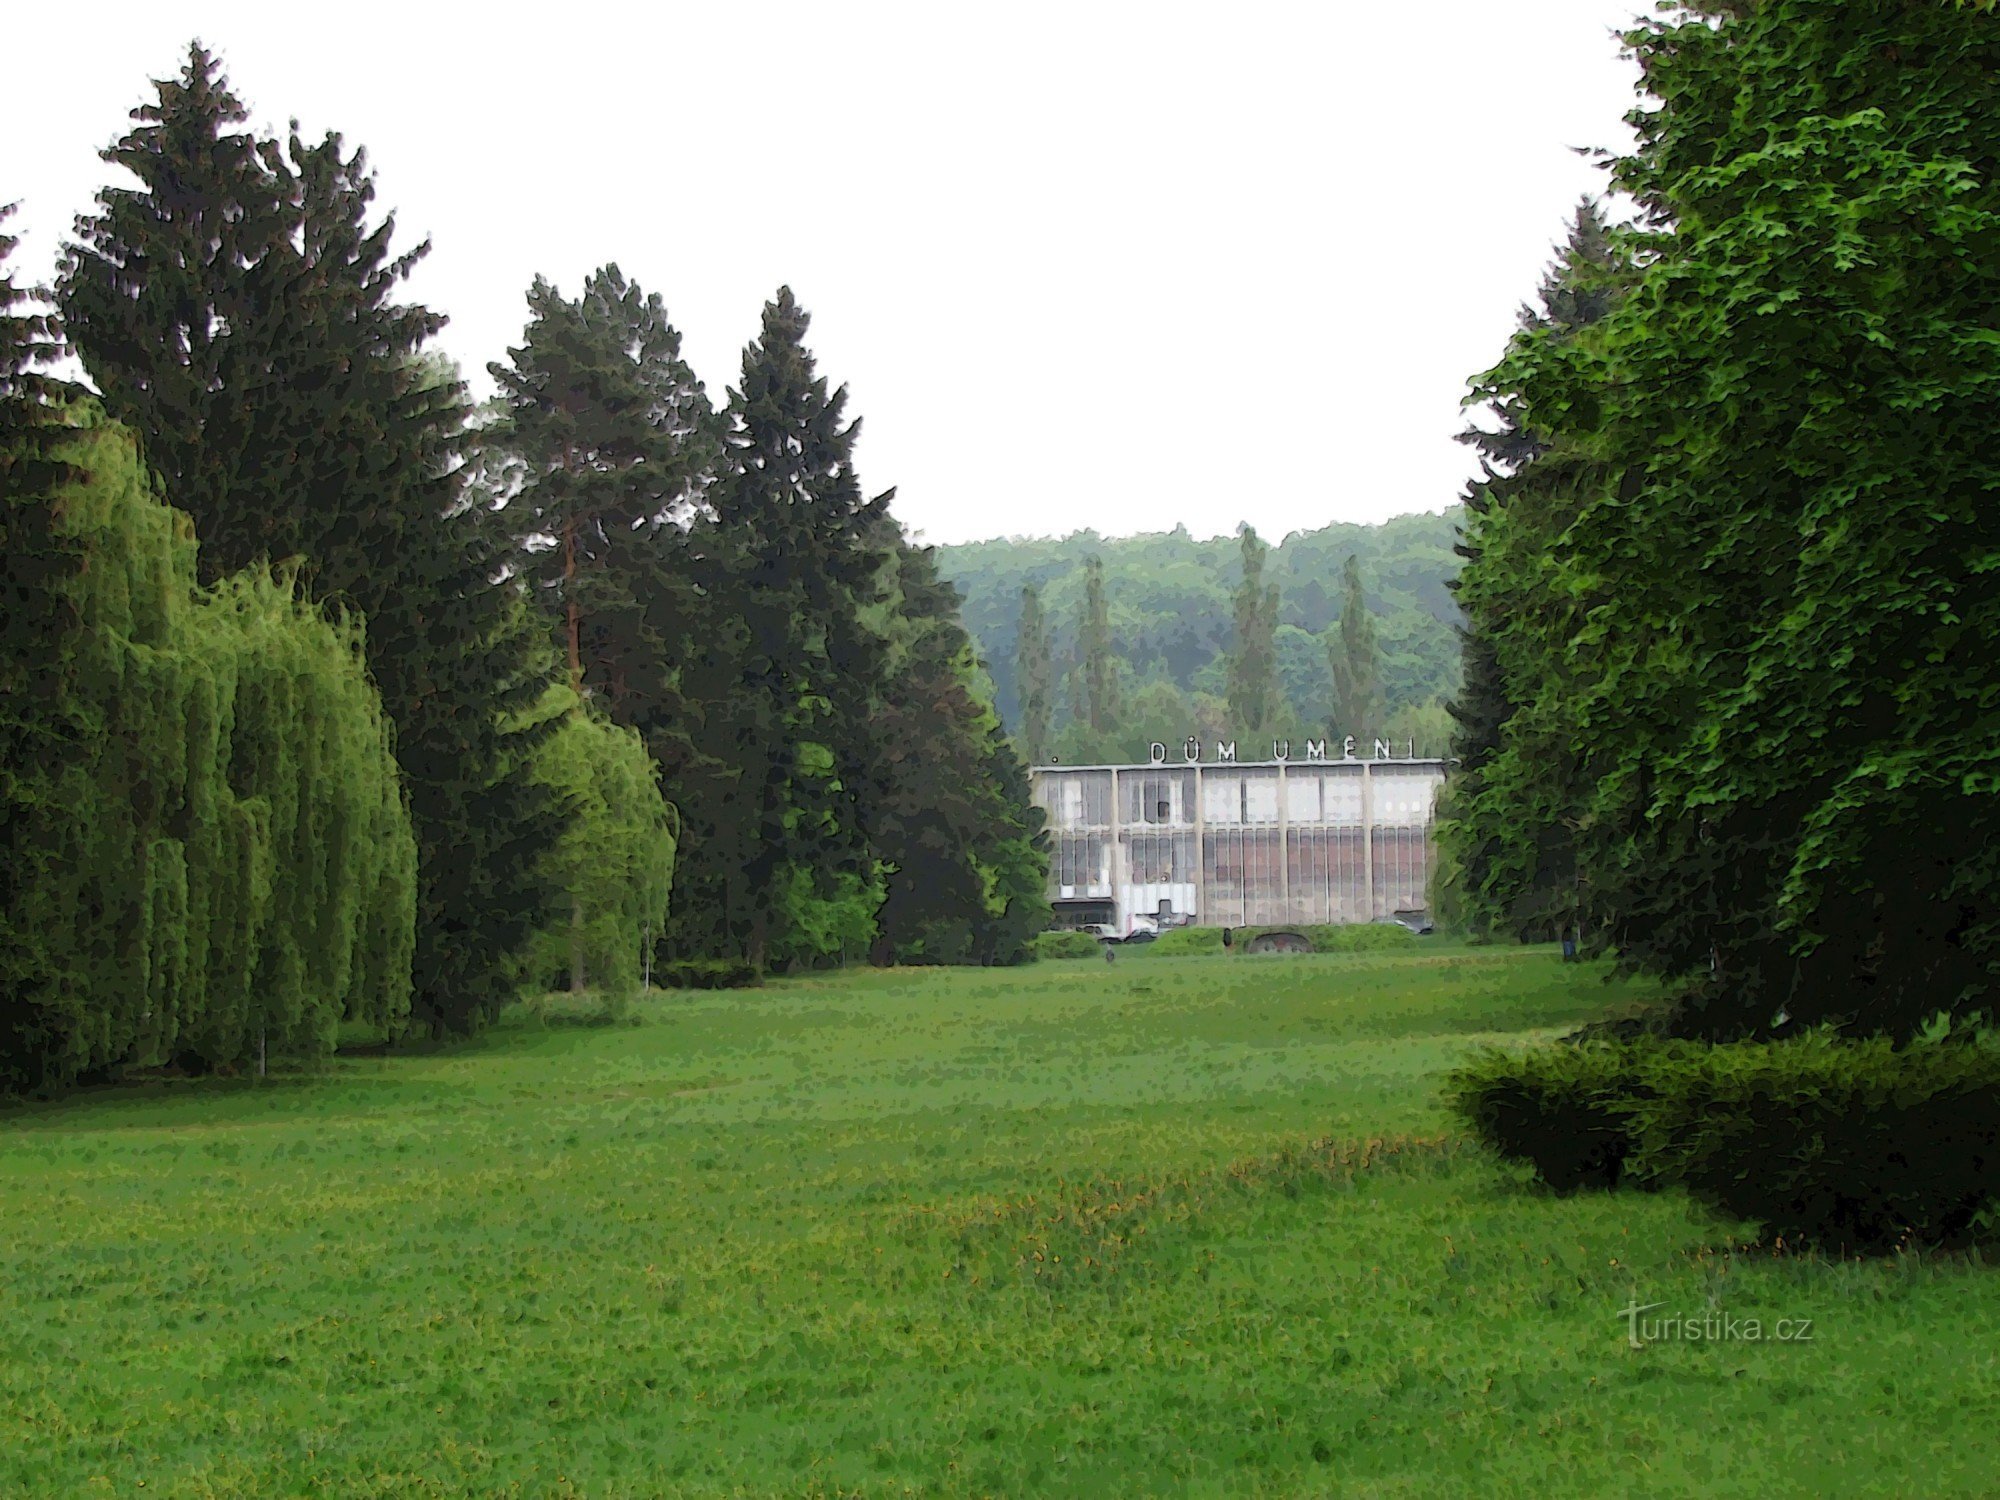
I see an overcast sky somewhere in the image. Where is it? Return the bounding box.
[4,2,1648,546]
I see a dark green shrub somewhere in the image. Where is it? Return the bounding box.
[650,959,762,991]
[1628,1035,2000,1252]
[1305,923,1417,953]
[1031,930,1104,961]
[1444,1042,1670,1193]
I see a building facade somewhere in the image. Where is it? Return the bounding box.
[1032,754,1446,933]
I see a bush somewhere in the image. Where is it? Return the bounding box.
[1448,1031,2000,1249]
[1032,930,1104,961]
[650,958,762,991]
[1306,923,1418,953]
[1444,1042,1670,1193]
[1629,1034,2000,1252]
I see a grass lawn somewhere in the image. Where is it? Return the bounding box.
[4,945,1997,1497]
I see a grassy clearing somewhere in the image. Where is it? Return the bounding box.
[4,946,1997,1496]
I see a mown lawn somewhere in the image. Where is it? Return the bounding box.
[4,946,1997,1497]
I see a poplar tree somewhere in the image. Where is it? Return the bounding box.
[1328,554,1379,741]
[1226,526,1282,739]
[1014,584,1053,763]
[1080,554,1119,733]
[59,44,561,1033]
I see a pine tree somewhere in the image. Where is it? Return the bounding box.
[1328,554,1379,742]
[1226,526,1282,738]
[486,265,716,713]
[59,45,562,1033]
[1014,584,1053,764]
[666,288,891,966]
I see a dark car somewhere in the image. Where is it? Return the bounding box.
[1385,910,1435,936]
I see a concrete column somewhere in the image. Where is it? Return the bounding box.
[1107,767,1123,931]
[1192,763,1207,925]
[1361,759,1376,921]
[1277,759,1291,924]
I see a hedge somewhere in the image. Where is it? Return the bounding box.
[1446,1033,2000,1250]
[1032,930,1105,961]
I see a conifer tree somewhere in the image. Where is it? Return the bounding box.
[1014,584,1053,764]
[667,288,891,966]
[868,543,1047,963]
[1445,199,1621,938]
[58,45,561,1033]
[1226,526,1282,738]
[486,266,717,714]
[1328,554,1380,741]
[0,208,86,1075]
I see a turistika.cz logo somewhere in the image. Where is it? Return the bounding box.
[1616,1300,1815,1349]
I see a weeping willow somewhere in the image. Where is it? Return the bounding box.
[522,688,677,996]
[2,418,415,1087]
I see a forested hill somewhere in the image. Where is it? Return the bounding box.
[935,509,1465,757]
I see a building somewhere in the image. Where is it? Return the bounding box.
[1031,750,1446,934]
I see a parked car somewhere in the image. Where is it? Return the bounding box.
[1384,910,1436,936]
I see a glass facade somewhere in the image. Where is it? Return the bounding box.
[1033,758,1445,932]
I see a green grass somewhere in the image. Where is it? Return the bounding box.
[4,946,1997,1497]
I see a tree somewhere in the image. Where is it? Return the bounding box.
[665,287,891,966]
[1014,584,1053,764]
[59,44,562,1034]
[868,542,1048,964]
[1444,199,1623,940]
[1226,526,1282,738]
[1079,554,1119,732]
[1458,0,2000,1036]
[1,207,87,1081]
[0,419,415,1090]
[485,265,716,712]
[1327,554,1379,742]
[521,687,677,997]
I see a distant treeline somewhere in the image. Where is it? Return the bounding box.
[937,513,1464,765]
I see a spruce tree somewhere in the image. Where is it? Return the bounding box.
[1226,526,1282,739]
[1445,199,1620,938]
[868,543,1045,963]
[59,45,562,1033]
[1014,584,1053,764]
[0,207,86,1078]
[1328,554,1380,742]
[667,288,890,966]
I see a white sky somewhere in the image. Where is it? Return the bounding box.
[3,2,1646,546]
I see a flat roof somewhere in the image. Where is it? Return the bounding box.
[1032,758,1451,773]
